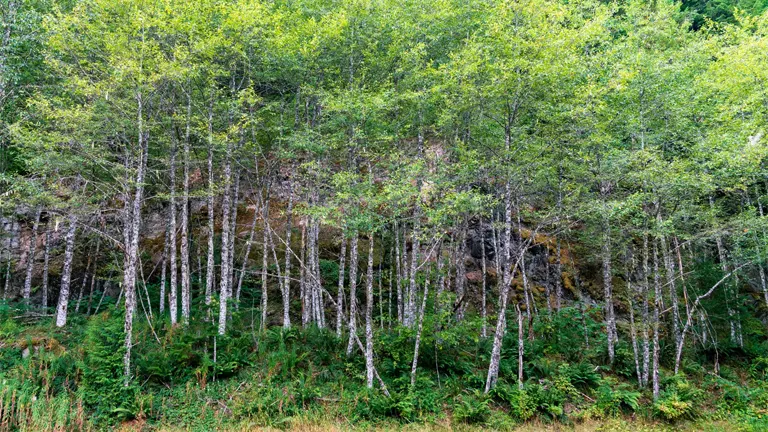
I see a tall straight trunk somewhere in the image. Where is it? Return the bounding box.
[641,232,651,387]
[406,213,421,327]
[205,139,215,309]
[227,171,240,298]
[41,221,51,308]
[388,257,393,328]
[346,232,359,355]
[86,246,98,316]
[160,224,168,315]
[122,123,148,385]
[180,92,192,324]
[365,232,375,388]
[753,188,768,309]
[481,223,488,338]
[601,211,616,364]
[22,207,42,301]
[55,214,78,327]
[260,197,270,330]
[300,221,308,327]
[554,240,563,311]
[282,171,294,329]
[652,239,661,400]
[169,138,178,325]
[410,259,431,387]
[516,303,524,389]
[218,140,233,335]
[336,235,347,337]
[395,223,403,324]
[626,251,642,386]
[516,206,534,326]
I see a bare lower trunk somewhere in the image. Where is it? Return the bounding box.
[517,303,524,389]
[365,233,375,388]
[169,139,178,325]
[41,222,51,308]
[336,235,347,337]
[22,207,42,301]
[55,214,78,327]
[260,198,270,330]
[205,143,215,309]
[218,141,233,335]
[410,259,431,387]
[641,232,650,387]
[652,239,661,400]
[160,225,168,315]
[123,126,148,385]
[395,223,403,324]
[180,93,191,324]
[481,223,488,338]
[454,220,468,321]
[406,212,421,327]
[282,174,294,329]
[346,232,359,356]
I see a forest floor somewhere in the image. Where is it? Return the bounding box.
[139,418,743,431]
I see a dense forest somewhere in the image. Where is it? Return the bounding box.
[1,0,768,430]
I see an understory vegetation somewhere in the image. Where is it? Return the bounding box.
[2,300,768,430]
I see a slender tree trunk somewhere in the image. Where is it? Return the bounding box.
[41,221,51,308]
[218,140,233,335]
[346,232,359,355]
[282,170,294,329]
[169,138,178,325]
[260,197,270,330]
[22,207,42,302]
[641,232,651,387]
[410,259,431,387]
[365,232,375,388]
[227,170,240,301]
[517,303,524,389]
[180,92,192,324]
[481,222,488,338]
[300,220,308,327]
[406,213,421,327]
[160,224,168,315]
[601,208,616,364]
[395,223,403,324]
[205,136,215,310]
[55,214,78,327]
[122,124,148,385]
[652,239,661,400]
[336,235,347,337]
[554,240,563,311]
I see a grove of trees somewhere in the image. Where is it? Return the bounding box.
[1,0,768,429]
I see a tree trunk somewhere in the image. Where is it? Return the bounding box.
[652,239,661,400]
[218,140,233,335]
[22,207,42,302]
[395,222,403,324]
[336,235,347,337]
[346,232,359,356]
[41,221,51,308]
[481,222,488,338]
[169,138,178,325]
[55,214,78,327]
[236,194,260,308]
[365,232,375,388]
[282,171,294,329]
[180,92,192,324]
[160,223,168,315]
[205,138,216,310]
[410,259,431,387]
[122,126,148,385]
[260,197,270,330]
